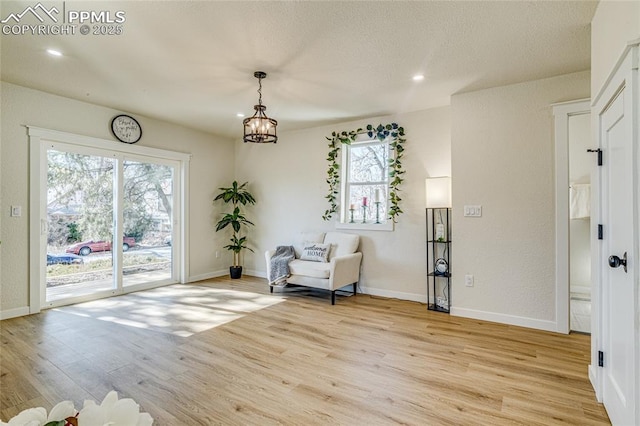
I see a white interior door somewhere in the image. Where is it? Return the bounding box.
[600,84,637,425]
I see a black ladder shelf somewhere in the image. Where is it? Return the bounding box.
[427,207,451,313]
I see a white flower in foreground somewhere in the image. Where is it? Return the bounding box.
[1,400,76,425]
[0,407,46,426]
[1,392,152,426]
[77,391,153,426]
[48,400,77,423]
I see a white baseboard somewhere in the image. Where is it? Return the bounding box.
[450,306,558,332]
[188,270,229,283]
[0,306,31,320]
[244,269,266,279]
[589,364,602,402]
[222,274,424,303]
[358,286,425,303]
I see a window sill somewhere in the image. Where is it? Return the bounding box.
[335,221,394,232]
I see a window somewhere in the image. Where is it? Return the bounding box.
[324,123,404,229]
[340,139,390,226]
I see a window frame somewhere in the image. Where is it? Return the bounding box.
[336,138,394,231]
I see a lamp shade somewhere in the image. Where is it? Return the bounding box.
[425,177,451,208]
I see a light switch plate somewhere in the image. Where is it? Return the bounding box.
[11,206,22,217]
[464,205,482,217]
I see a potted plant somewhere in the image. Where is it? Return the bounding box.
[214,181,255,279]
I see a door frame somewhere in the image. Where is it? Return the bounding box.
[553,98,590,334]
[28,126,191,312]
[589,40,639,419]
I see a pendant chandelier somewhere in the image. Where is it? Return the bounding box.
[243,71,278,143]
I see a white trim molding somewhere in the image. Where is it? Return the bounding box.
[450,307,558,333]
[243,269,267,279]
[27,126,192,162]
[358,286,425,304]
[0,306,31,321]
[188,270,230,283]
[551,99,591,334]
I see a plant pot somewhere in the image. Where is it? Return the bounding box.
[229,266,243,279]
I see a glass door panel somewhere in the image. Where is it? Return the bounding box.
[46,149,115,302]
[122,160,174,287]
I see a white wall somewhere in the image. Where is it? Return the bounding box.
[0,82,235,316]
[234,107,451,301]
[450,71,590,331]
[591,0,640,97]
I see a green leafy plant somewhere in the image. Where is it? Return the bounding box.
[66,222,82,243]
[323,123,406,223]
[214,181,256,267]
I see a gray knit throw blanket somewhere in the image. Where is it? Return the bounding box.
[269,245,295,286]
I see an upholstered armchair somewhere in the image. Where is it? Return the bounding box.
[265,232,362,304]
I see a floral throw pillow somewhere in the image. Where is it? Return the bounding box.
[300,242,331,262]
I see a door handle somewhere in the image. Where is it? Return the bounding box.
[608,252,628,273]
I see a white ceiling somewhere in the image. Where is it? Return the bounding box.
[0,1,598,139]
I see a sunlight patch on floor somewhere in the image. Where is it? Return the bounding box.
[56,283,284,337]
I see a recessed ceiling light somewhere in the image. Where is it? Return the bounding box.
[412,74,424,81]
[236,113,245,118]
[46,49,62,57]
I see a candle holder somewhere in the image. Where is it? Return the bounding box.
[349,208,355,223]
[361,205,367,223]
[375,201,381,224]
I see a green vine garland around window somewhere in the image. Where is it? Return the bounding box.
[322,123,406,223]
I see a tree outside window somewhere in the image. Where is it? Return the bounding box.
[342,140,390,223]
[47,150,173,247]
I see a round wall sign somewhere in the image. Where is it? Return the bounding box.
[111,114,142,144]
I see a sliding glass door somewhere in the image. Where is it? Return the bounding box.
[46,149,116,302]
[122,159,174,288]
[43,142,180,306]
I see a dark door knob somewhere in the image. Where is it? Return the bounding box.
[608,252,628,273]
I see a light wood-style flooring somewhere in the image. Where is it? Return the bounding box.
[1,276,610,425]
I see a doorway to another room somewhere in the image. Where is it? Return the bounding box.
[553,99,591,335]
[568,112,591,333]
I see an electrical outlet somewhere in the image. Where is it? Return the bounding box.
[215,251,220,258]
[465,274,474,287]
